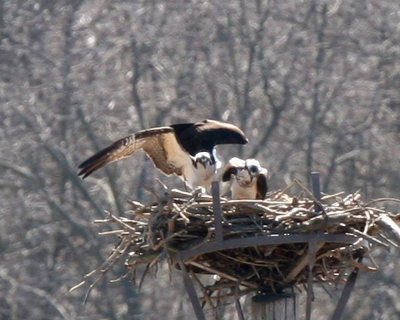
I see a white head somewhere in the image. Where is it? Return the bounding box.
[245,159,262,177]
[193,152,213,169]
[234,159,262,185]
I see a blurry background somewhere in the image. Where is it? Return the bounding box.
[1,0,399,319]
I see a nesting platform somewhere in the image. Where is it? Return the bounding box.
[88,180,400,311]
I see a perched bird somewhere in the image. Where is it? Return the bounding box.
[220,157,269,200]
[78,120,248,190]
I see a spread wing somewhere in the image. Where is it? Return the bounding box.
[256,168,269,200]
[78,127,190,179]
[171,120,248,156]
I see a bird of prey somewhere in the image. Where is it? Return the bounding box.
[78,120,248,190]
[220,157,268,200]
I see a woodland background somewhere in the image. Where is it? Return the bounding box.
[1,0,399,319]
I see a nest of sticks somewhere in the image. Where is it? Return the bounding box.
[89,181,400,303]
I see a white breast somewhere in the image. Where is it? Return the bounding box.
[231,179,257,199]
[230,170,257,200]
[183,162,216,190]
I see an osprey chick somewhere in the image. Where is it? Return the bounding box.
[221,157,268,200]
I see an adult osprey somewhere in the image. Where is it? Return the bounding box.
[78,120,248,190]
[220,157,268,200]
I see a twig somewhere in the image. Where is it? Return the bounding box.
[80,183,399,312]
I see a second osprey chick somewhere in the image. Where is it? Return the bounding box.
[221,157,268,200]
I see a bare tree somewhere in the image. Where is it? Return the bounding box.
[1,0,399,319]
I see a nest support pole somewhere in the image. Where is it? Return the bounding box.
[305,172,322,320]
[211,181,224,243]
[235,296,245,320]
[176,181,225,320]
[330,258,362,320]
[178,259,206,320]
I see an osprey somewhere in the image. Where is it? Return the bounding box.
[78,120,248,190]
[220,157,268,200]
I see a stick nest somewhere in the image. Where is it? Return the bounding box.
[92,182,400,301]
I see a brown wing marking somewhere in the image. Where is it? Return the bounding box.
[220,157,246,182]
[221,166,237,182]
[78,127,173,178]
[256,169,269,200]
[218,157,245,197]
[141,132,184,176]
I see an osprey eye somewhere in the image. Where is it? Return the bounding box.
[249,166,258,173]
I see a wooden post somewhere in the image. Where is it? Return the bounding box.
[311,171,323,214]
[211,181,223,242]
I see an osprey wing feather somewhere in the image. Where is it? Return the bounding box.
[256,167,269,200]
[78,120,248,190]
[140,130,191,177]
[78,127,176,178]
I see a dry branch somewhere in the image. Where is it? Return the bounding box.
[88,184,399,306]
